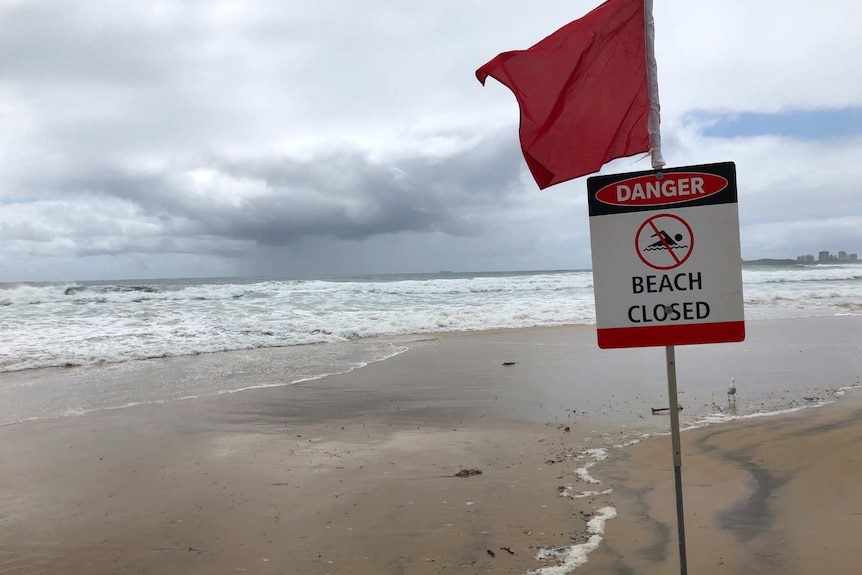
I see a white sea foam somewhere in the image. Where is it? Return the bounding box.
[0,339,410,425]
[741,264,862,319]
[687,401,832,431]
[613,433,654,448]
[527,507,617,575]
[2,266,859,372]
[559,486,613,500]
[216,344,409,395]
[834,384,862,397]
[743,264,862,284]
[574,448,608,485]
[1,268,860,425]
[0,272,599,372]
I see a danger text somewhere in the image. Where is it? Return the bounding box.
[617,177,705,202]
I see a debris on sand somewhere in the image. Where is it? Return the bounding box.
[454,468,483,478]
[651,406,683,415]
[502,361,517,366]
[487,549,496,558]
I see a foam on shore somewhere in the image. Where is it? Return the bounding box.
[527,507,618,575]
[574,448,608,484]
[532,386,862,573]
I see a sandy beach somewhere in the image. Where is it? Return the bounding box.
[1,316,860,574]
[583,389,862,575]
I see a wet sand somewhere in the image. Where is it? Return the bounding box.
[0,316,860,574]
[0,394,607,574]
[583,387,862,575]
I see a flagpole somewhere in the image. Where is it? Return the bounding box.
[644,0,664,169]
[647,1,686,572]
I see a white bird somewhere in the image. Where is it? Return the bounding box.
[727,377,737,401]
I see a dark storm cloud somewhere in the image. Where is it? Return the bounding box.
[23,133,524,252]
[212,137,525,243]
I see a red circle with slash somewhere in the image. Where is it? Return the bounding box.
[635,214,694,270]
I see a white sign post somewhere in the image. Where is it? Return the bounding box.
[588,161,745,575]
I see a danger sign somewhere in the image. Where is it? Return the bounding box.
[587,162,745,349]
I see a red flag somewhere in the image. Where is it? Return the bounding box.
[477,0,652,189]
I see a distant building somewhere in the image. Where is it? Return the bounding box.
[796,251,858,264]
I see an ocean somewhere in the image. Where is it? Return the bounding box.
[1,265,860,425]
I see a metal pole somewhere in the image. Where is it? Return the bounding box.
[665,344,688,575]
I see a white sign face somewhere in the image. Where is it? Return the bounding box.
[587,162,744,349]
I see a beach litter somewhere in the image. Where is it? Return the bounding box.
[650,405,683,415]
[453,468,483,478]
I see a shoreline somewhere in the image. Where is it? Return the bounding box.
[2,309,859,377]
[1,316,860,573]
[3,315,860,429]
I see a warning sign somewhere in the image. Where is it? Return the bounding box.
[587,162,744,349]
[636,214,693,270]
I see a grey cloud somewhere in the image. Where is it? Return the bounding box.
[1,0,860,282]
[0,4,168,86]
[195,137,523,243]
[6,133,524,256]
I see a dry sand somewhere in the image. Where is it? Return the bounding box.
[1,317,860,574]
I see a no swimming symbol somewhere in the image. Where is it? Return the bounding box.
[635,214,693,270]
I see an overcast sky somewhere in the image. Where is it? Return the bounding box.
[1,0,861,282]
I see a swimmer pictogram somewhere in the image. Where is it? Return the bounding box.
[635,214,693,270]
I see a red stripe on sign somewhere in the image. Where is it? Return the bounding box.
[597,321,745,349]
